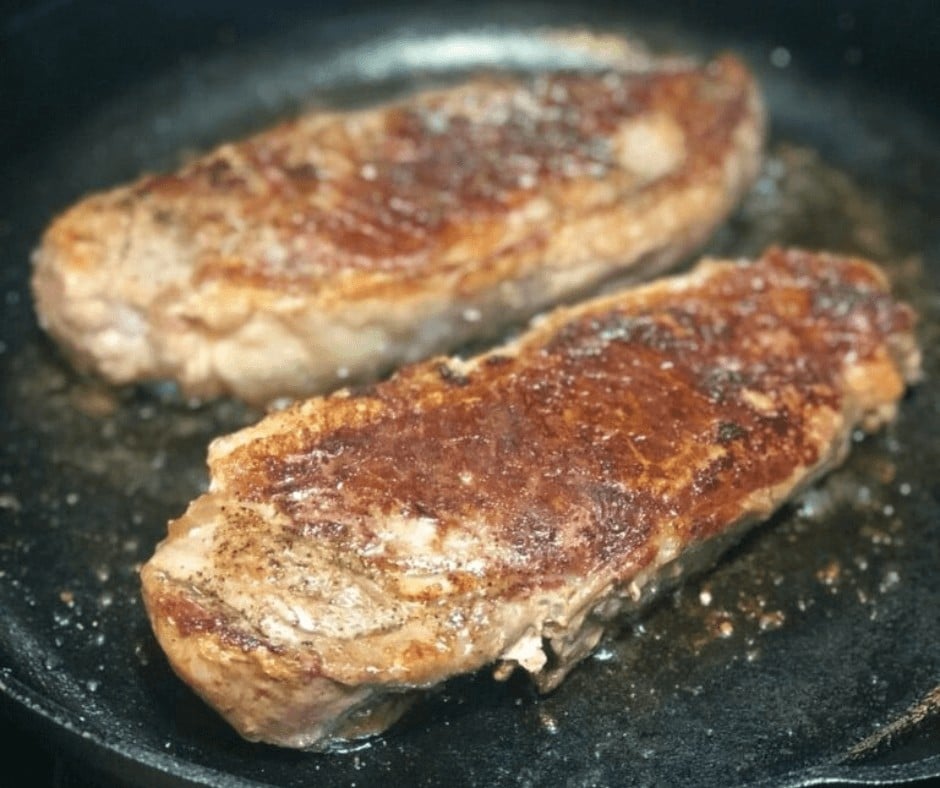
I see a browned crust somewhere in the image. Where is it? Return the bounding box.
[32,50,764,403]
[215,248,916,577]
[47,57,756,298]
[140,248,919,747]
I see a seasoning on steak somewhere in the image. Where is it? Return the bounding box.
[32,43,762,405]
[140,247,920,749]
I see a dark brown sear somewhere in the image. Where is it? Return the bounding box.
[141,247,919,750]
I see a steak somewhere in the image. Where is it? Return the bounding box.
[32,43,762,405]
[140,248,920,749]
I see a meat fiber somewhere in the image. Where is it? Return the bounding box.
[140,248,920,749]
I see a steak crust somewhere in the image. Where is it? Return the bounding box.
[141,248,920,749]
[32,44,762,404]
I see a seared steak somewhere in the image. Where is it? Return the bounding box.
[32,45,762,405]
[140,248,920,749]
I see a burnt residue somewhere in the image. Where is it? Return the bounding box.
[716,421,748,443]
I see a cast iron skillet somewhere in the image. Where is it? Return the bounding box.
[1,1,939,786]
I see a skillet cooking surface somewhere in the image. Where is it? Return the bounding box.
[1,3,939,786]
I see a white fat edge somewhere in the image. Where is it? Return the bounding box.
[498,626,548,674]
[371,514,439,557]
[368,512,492,578]
[741,387,777,415]
[613,112,687,183]
[248,577,411,643]
[153,521,217,582]
[507,196,553,226]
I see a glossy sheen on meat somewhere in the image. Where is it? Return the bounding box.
[140,248,920,749]
[32,45,763,404]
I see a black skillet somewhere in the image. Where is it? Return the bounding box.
[2,1,939,786]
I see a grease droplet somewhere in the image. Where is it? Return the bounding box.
[758,611,785,632]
